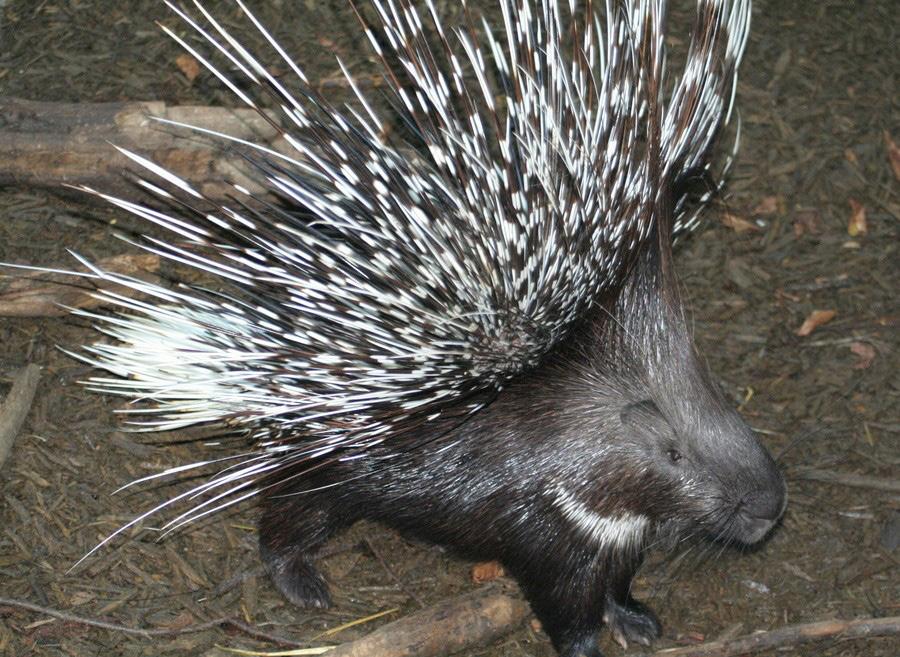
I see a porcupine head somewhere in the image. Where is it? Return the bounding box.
[6,1,787,656]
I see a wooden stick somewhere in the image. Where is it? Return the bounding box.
[794,467,900,493]
[0,97,281,202]
[633,616,900,657]
[0,364,41,469]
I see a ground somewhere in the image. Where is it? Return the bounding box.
[0,1,897,656]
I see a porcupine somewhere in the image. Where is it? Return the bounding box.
[26,1,786,656]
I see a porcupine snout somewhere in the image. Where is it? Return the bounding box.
[728,441,787,545]
[671,408,788,549]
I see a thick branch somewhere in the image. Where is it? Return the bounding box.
[0,97,280,202]
[0,254,160,317]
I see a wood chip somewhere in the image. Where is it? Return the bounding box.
[795,309,836,336]
[471,561,505,584]
[849,342,876,369]
[847,198,867,236]
[721,212,760,233]
[885,131,900,181]
[175,54,201,82]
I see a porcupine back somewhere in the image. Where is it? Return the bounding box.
[61,0,749,538]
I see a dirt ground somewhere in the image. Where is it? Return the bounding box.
[0,1,897,656]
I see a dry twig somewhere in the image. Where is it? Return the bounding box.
[633,616,900,657]
[0,364,41,469]
[0,596,304,646]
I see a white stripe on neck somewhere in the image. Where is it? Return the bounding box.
[553,486,648,549]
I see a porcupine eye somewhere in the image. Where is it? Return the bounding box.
[666,448,683,464]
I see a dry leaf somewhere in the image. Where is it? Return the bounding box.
[795,309,836,336]
[156,609,196,631]
[752,196,779,216]
[847,198,867,236]
[776,288,801,303]
[885,131,900,181]
[175,53,201,82]
[471,560,505,583]
[849,342,876,370]
[843,148,858,165]
[721,213,759,233]
[793,208,821,237]
[67,590,96,606]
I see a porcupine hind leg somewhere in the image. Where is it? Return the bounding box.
[258,488,355,609]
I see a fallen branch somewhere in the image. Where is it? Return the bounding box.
[0,587,529,657]
[0,253,160,317]
[794,467,900,493]
[635,616,900,657]
[326,588,529,657]
[0,364,41,469]
[0,97,281,202]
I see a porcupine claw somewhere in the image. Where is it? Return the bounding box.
[604,597,662,648]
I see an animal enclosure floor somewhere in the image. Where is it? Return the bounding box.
[0,1,897,656]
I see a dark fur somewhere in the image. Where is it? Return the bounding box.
[256,233,786,657]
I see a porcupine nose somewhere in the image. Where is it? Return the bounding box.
[736,474,787,545]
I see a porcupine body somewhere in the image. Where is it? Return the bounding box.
[44,1,785,656]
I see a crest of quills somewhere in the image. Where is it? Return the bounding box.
[29,1,788,655]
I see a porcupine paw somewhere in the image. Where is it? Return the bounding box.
[603,597,661,649]
[262,548,333,609]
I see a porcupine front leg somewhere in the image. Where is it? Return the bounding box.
[601,555,661,649]
[513,546,659,657]
[510,552,610,657]
[258,489,355,609]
